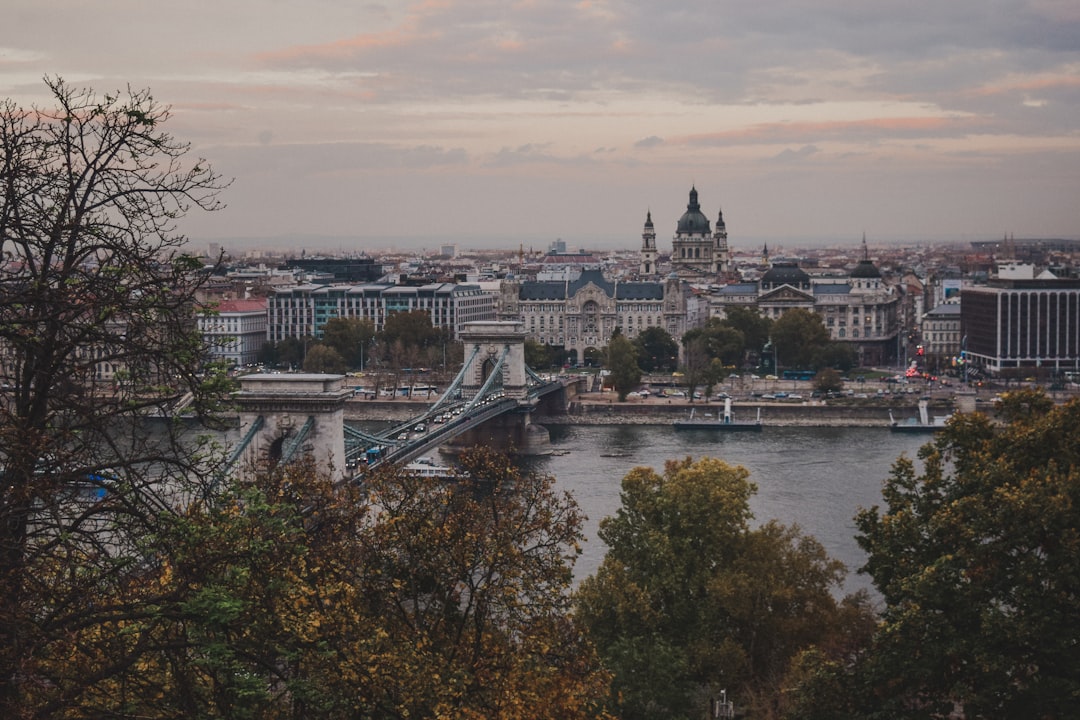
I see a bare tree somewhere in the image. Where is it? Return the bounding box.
[0,77,228,715]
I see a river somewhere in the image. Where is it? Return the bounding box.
[519,425,931,598]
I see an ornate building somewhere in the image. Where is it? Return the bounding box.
[709,246,903,367]
[664,186,732,280]
[497,269,700,365]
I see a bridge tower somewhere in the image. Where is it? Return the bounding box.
[456,321,550,453]
[231,373,352,480]
[459,321,529,400]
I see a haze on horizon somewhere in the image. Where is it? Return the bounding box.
[2,1,1078,253]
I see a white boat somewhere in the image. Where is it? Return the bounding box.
[404,456,461,479]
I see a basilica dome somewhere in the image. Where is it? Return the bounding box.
[675,186,711,235]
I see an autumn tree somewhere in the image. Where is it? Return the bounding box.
[813,368,844,395]
[576,457,866,719]
[303,343,347,373]
[321,316,376,368]
[103,450,612,718]
[0,78,228,715]
[679,331,712,402]
[606,330,642,401]
[838,391,1080,717]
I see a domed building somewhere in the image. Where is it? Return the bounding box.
[710,240,902,366]
[644,186,732,280]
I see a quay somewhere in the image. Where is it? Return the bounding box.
[343,392,967,428]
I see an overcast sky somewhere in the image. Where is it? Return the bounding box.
[3,1,1079,253]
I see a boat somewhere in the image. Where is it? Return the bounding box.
[673,398,763,431]
[889,399,952,433]
[404,456,461,479]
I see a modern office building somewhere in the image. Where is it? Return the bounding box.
[961,273,1080,376]
[266,282,496,343]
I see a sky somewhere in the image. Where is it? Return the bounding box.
[2,1,1079,253]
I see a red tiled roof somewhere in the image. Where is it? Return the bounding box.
[215,299,267,313]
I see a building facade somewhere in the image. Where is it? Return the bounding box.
[266,282,496,343]
[961,276,1080,376]
[498,269,698,364]
[920,304,962,373]
[660,187,732,280]
[199,298,268,366]
[709,254,902,367]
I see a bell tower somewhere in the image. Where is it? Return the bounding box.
[640,210,657,276]
[713,207,731,277]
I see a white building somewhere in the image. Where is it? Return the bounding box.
[199,298,268,366]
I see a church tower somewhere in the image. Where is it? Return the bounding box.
[640,210,657,275]
[712,207,731,277]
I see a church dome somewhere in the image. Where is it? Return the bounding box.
[850,259,882,279]
[676,187,711,235]
[761,261,810,287]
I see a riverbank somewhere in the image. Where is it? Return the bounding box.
[343,393,960,428]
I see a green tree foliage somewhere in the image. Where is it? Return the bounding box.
[576,457,865,719]
[722,306,772,361]
[321,317,376,368]
[275,336,308,368]
[813,368,844,395]
[632,327,679,372]
[379,310,439,352]
[699,317,747,367]
[524,338,554,370]
[838,390,1080,718]
[606,331,642,401]
[679,331,712,402]
[812,341,858,372]
[302,343,347,373]
[771,309,831,370]
[0,78,228,714]
[377,310,457,370]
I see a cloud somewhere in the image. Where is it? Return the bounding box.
[767,145,820,163]
[679,115,984,147]
[635,135,664,148]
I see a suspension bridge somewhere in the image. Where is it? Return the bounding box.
[226,322,574,480]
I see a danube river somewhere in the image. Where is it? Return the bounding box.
[520,425,931,598]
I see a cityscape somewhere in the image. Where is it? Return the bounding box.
[5,0,1080,713]
[196,186,1080,389]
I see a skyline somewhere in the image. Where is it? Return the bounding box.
[2,1,1079,251]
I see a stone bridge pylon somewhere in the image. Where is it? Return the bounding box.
[230,373,352,481]
[454,320,551,454]
[459,321,529,401]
